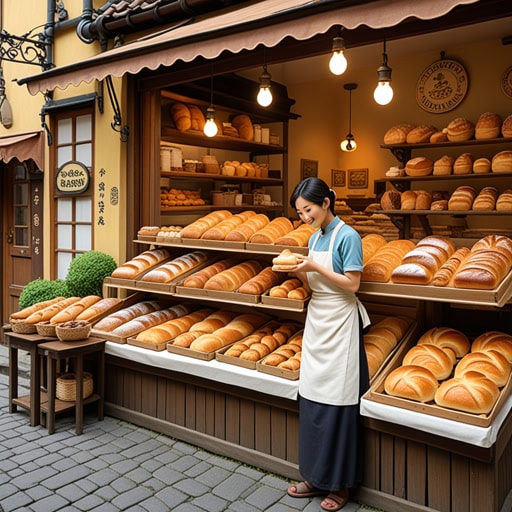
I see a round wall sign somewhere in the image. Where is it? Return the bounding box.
[501,65,512,99]
[416,58,469,113]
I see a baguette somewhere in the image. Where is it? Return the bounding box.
[93,300,165,332]
[111,249,171,279]
[432,247,470,287]
[238,267,282,295]
[182,258,237,288]
[76,298,123,321]
[140,251,208,283]
[50,295,102,324]
[25,297,82,324]
[204,260,263,291]
[189,310,238,333]
[10,297,66,320]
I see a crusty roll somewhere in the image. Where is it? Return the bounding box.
[475,112,502,140]
[10,297,66,320]
[417,327,470,358]
[225,213,269,242]
[180,210,232,239]
[170,102,191,132]
[496,190,512,211]
[402,343,455,380]
[182,258,237,288]
[50,295,102,325]
[249,217,294,245]
[380,190,401,210]
[448,185,477,211]
[453,153,474,175]
[471,234,512,259]
[272,249,300,271]
[383,124,415,144]
[25,297,82,324]
[445,118,474,142]
[269,278,302,298]
[430,131,448,143]
[455,351,511,387]
[187,104,206,132]
[432,246,470,287]
[204,260,263,291]
[430,199,448,211]
[76,298,123,321]
[384,365,439,402]
[275,223,317,247]
[491,150,512,173]
[362,239,416,283]
[473,157,491,174]
[362,234,388,265]
[111,249,171,279]
[238,266,282,295]
[433,155,454,176]
[231,114,254,141]
[471,331,512,362]
[434,371,499,414]
[93,300,164,332]
[406,125,437,144]
[405,157,433,177]
[140,251,208,283]
[373,316,410,340]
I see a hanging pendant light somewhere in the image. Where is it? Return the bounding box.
[0,67,13,128]
[203,75,218,137]
[257,64,273,107]
[374,39,393,106]
[329,26,347,76]
[340,83,357,152]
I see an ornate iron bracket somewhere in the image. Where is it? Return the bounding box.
[0,26,51,69]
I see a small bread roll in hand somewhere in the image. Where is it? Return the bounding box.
[272,249,300,271]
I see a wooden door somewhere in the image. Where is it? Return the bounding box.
[1,160,43,323]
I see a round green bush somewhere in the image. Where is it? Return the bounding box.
[65,250,117,297]
[18,279,70,309]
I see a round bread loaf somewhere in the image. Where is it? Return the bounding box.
[455,351,511,387]
[433,155,453,176]
[491,150,512,173]
[501,113,512,138]
[403,343,455,380]
[417,326,470,358]
[383,124,415,144]
[453,153,474,175]
[434,371,500,414]
[415,190,432,210]
[473,157,491,174]
[448,185,477,211]
[400,190,417,210]
[406,125,437,144]
[384,365,439,402]
[475,112,502,139]
[471,331,512,362]
[380,190,401,210]
[496,189,512,211]
[405,156,433,177]
[430,131,448,143]
[446,118,475,142]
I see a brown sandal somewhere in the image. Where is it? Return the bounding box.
[320,490,349,511]
[287,480,325,498]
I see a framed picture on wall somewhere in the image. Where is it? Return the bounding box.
[348,168,368,189]
[300,159,318,180]
[331,169,346,187]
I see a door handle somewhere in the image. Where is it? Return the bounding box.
[7,229,13,244]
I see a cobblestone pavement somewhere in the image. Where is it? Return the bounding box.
[0,346,380,512]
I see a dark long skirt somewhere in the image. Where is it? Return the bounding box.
[298,317,370,491]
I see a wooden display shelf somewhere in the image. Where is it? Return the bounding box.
[161,170,284,185]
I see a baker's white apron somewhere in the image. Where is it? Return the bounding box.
[299,221,370,406]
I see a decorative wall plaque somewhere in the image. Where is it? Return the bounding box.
[501,65,512,99]
[416,58,469,113]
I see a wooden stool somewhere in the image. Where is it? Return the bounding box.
[38,337,106,435]
[5,331,49,427]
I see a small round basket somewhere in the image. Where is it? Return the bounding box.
[36,321,57,337]
[55,321,91,342]
[56,372,94,402]
[10,318,37,334]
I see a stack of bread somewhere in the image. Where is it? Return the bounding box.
[390,236,456,285]
[111,249,171,280]
[160,188,204,207]
[170,102,205,132]
[220,160,267,177]
[260,330,303,370]
[140,251,209,283]
[156,225,182,241]
[269,278,310,300]
[364,316,411,378]
[224,322,301,363]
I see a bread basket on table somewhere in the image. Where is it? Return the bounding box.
[9,318,37,334]
[55,321,91,341]
[56,372,94,401]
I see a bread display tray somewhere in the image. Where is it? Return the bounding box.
[245,242,309,256]
[155,237,182,245]
[358,269,512,308]
[178,238,245,252]
[137,235,157,242]
[365,334,512,428]
[260,292,309,311]
[127,336,167,351]
[166,341,218,361]
[103,276,139,288]
[256,359,299,381]
[174,287,260,304]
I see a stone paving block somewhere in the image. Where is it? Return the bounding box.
[1,491,33,511]
[196,466,231,488]
[246,485,284,510]
[34,451,65,468]
[55,482,88,503]
[173,477,210,497]
[125,466,153,484]
[10,465,59,490]
[75,476,100,495]
[110,475,137,493]
[153,466,185,486]
[213,473,255,501]
[111,486,154,509]
[87,468,120,487]
[206,454,241,472]
[84,456,109,471]
[154,450,180,465]
[29,493,70,512]
[139,495,174,512]
[140,458,164,473]
[154,486,189,509]
[42,464,91,490]
[108,458,138,475]
[236,464,266,481]
[227,501,264,512]
[140,477,167,494]
[171,454,202,473]
[184,459,211,478]
[261,473,290,490]
[52,456,83,472]
[192,493,230,512]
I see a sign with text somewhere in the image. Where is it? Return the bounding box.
[56,161,90,194]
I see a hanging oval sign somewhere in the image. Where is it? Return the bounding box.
[416,58,469,113]
[56,161,90,194]
[501,65,512,99]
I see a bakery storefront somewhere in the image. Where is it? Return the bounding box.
[14,1,512,511]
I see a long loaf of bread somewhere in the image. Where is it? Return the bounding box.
[204,260,263,291]
[182,258,237,288]
[140,251,208,283]
[93,300,165,332]
[10,297,66,320]
[237,267,283,295]
[111,249,171,279]
[76,297,123,321]
[249,217,294,244]
[49,295,102,324]
[180,210,232,239]
[362,240,416,282]
[274,224,317,247]
[224,214,269,242]
[25,297,82,324]
[201,211,256,240]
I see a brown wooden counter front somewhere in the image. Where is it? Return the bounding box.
[103,345,512,512]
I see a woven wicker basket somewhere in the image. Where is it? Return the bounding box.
[10,318,37,334]
[55,322,91,341]
[36,321,57,337]
[56,372,94,402]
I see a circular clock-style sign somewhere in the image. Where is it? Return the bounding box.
[501,65,512,99]
[416,59,469,113]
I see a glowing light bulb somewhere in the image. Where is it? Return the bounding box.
[257,86,273,107]
[203,107,218,137]
[329,50,347,75]
[340,138,357,152]
[373,82,394,106]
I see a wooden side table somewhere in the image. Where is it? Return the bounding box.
[38,337,106,435]
[5,331,49,427]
